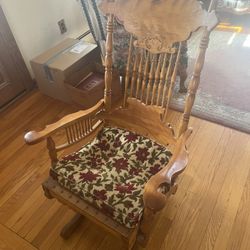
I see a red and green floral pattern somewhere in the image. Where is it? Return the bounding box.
[50,127,172,228]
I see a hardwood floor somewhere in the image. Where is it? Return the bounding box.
[1,91,250,250]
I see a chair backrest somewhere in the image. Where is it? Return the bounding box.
[99,0,219,137]
[123,38,183,112]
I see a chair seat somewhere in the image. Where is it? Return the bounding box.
[50,127,172,228]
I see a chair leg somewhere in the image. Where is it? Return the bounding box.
[138,208,156,247]
[60,213,83,239]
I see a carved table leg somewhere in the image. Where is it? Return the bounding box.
[60,213,83,239]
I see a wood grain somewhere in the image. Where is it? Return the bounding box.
[0,223,36,250]
[2,92,250,250]
[98,98,177,146]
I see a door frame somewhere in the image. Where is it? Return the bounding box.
[0,4,34,106]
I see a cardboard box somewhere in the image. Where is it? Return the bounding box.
[65,70,122,109]
[31,38,100,103]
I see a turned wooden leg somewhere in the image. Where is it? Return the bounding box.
[138,208,156,247]
[60,213,83,239]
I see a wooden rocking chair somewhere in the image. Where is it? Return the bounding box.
[24,1,218,249]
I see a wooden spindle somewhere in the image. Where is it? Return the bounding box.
[71,126,77,142]
[163,43,182,122]
[82,120,87,135]
[78,120,84,137]
[178,0,218,136]
[79,122,83,138]
[123,35,133,107]
[79,121,83,136]
[156,53,168,106]
[74,123,80,140]
[130,50,140,97]
[77,123,81,138]
[65,128,71,144]
[85,119,89,133]
[88,118,92,131]
[161,53,174,107]
[151,54,164,105]
[72,126,77,142]
[140,52,150,102]
[71,125,76,142]
[146,54,157,105]
[68,126,74,143]
[104,14,114,112]
[135,50,144,98]
[47,137,58,165]
[178,29,211,136]
[64,119,94,147]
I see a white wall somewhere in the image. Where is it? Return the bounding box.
[0,0,88,75]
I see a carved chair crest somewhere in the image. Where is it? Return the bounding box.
[99,0,217,53]
[100,0,218,136]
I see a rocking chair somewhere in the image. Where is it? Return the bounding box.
[24,0,218,249]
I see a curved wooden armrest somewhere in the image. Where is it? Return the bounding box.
[24,100,104,145]
[143,128,193,212]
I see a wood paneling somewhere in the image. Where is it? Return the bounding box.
[1,91,250,249]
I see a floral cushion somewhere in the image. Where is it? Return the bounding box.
[50,127,172,228]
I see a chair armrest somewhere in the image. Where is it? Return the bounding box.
[24,100,104,145]
[143,128,193,211]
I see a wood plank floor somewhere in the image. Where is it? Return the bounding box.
[1,91,250,250]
